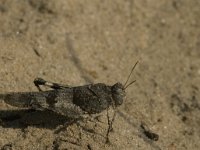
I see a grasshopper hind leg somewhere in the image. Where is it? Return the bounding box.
[33,78,71,91]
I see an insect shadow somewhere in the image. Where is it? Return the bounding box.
[0,108,73,129]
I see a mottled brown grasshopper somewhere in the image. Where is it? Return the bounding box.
[1,61,138,143]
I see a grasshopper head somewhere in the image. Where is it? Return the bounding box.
[111,82,126,106]
[111,61,138,107]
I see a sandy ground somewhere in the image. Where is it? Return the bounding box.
[0,0,200,150]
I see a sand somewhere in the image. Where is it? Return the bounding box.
[0,0,200,149]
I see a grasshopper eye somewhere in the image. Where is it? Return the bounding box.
[111,83,126,106]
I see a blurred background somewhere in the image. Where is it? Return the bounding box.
[0,0,200,149]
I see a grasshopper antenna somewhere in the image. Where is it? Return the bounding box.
[123,61,138,89]
[124,80,136,90]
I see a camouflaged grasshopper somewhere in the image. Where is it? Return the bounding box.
[0,61,138,143]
